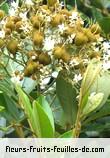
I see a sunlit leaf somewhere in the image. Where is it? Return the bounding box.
[60,129,74,138]
[0,105,5,112]
[37,95,54,131]
[80,61,101,109]
[82,93,104,116]
[32,101,54,138]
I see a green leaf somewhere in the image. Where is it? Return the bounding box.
[90,72,110,107]
[0,78,17,100]
[32,101,54,138]
[15,85,35,132]
[0,93,20,122]
[60,130,74,138]
[37,95,54,131]
[83,101,110,125]
[91,7,103,21]
[16,86,54,137]
[0,2,9,14]
[15,85,32,119]
[0,126,8,132]
[98,17,110,34]
[0,105,5,112]
[82,93,104,116]
[56,70,78,126]
[91,0,110,9]
[81,61,101,109]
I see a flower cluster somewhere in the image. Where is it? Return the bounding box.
[0,0,103,88]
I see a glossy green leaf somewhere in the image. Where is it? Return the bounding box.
[32,101,54,138]
[60,130,74,138]
[16,85,32,118]
[15,86,36,136]
[56,70,78,126]
[37,95,54,131]
[0,2,9,14]
[0,93,20,122]
[98,17,110,34]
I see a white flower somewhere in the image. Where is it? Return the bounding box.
[69,11,78,21]
[67,34,75,43]
[58,24,67,34]
[70,58,79,66]
[32,56,37,60]
[102,61,110,70]
[103,41,110,51]
[42,77,50,85]
[25,0,34,5]
[11,1,18,9]
[106,49,110,55]
[46,16,51,22]
[19,12,28,20]
[73,74,82,83]
[52,71,58,78]
[21,23,30,32]
[9,1,18,16]
[0,30,5,38]
[60,1,65,8]
[9,8,16,16]
[40,77,51,89]
[43,37,55,51]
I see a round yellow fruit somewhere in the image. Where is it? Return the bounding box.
[47,0,57,6]
[53,46,65,59]
[39,53,51,65]
[7,39,18,54]
[15,21,22,32]
[75,32,88,46]
[83,28,95,42]
[51,14,64,27]
[24,61,39,77]
[5,28,12,36]
[33,31,44,46]
[61,52,70,63]
[5,21,15,31]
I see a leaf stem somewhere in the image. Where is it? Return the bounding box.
[74,90,82,138]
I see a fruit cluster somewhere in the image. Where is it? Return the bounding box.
[0,1,102,80]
